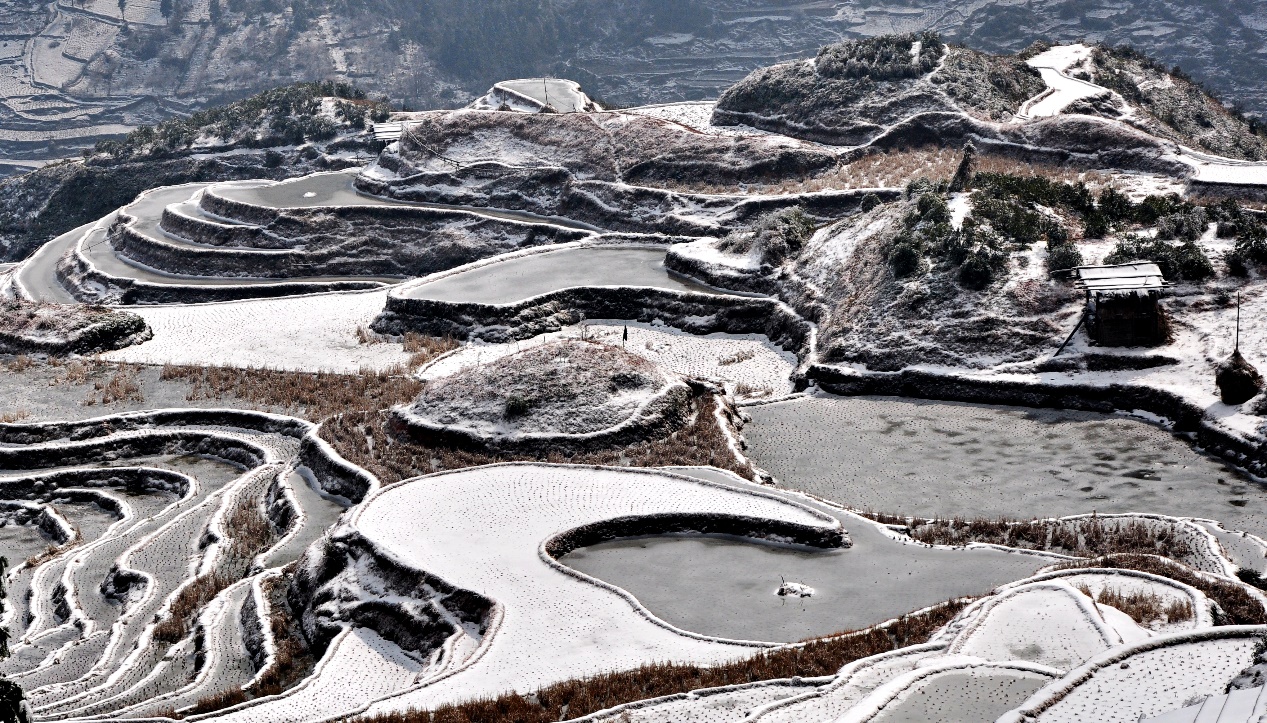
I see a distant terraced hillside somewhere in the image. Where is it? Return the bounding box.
[2,0,1267,159]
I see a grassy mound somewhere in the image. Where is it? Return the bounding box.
[411,340,673,436]
[0,300,149,354]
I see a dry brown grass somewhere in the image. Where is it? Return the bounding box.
[159,365,425,422]
[248,566,316,698]
[877,514,1194,561]
[152,495,277,645]
[52,360,89,385]
[321,393,752,485]
[1073,583,1193,627]
[350,599,969,723]
[650,147,1112,196]
[0,409,29,423]
[152,571,234,644]
[25,543,69,569]
[84,364,143,406]
[182,687,247,717]
[1057,554,1267,626]
[718,349,756,366]
[5,354,34,372]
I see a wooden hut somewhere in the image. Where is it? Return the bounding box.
[1074,263,1170,347]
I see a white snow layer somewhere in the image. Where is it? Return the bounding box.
[338,464,841,717]
[1020,44,1103,119]
[101,290,413,372]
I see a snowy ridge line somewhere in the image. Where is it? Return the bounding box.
[11,217,103,302]
[0,428,265,472]
[182,623,360,721]
[1002,568,1213,628]
[35,445,284,710]
[299,606,508,723]
[4,486,140,645]
[0,408,378,717]
[390,378,694,454]
[0,408,373,503]
[806,363,1267,490]
[198,462,283,577]
[711,392,758,477]
[843,659,1061,723]
[259,467,307,565]
[124,577,258,718]
[997,625,1267,722]
[7,467,197,644]
[56,221,384,306]
[388,237,669,298]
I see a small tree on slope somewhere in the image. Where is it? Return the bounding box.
[0,557,28,723]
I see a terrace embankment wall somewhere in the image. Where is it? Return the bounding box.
[358,168,895,237]
[387,380,696,456]
[373,287,813,360]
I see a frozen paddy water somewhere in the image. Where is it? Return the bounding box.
[401,246,728,302]
[562,468,1046,643]
[744,395,1267,538]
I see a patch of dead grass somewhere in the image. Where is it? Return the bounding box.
[321,393,752,484]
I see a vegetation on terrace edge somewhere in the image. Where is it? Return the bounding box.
[91,81,391,163]
[346,599,969,723]
[0,80,387,263]
[883,168,1244,293]
[864,513,1266,626]
[1086,44,1267,161]
[0,299,148,354]
[1055,554,1267,626]
[865,512,1194,561]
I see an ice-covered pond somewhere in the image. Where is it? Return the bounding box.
[563,394,1267,642]
[400,246,733,303]
[745,395,1267,538]
[560,468,1046,643]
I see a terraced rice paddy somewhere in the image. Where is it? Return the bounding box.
[743,395,1265,538]
[400,246,729,302]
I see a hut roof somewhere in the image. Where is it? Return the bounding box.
[1073,263,1168,293]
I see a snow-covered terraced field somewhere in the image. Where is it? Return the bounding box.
[418,321,798,400]
[744,394,1267,540]
[0,408,375,719]
[398,246,727,303]
[101,289,410,372]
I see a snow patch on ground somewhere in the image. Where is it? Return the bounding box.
[101,290,411,372]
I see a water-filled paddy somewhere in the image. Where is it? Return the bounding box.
[402,246,729,303]
[744,395,1266,538]
[561,468,1045,643]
